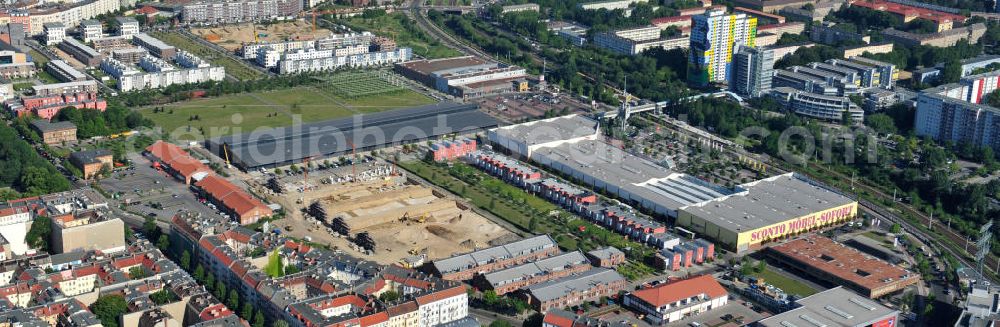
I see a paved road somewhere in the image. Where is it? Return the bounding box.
[638,113,996,285]
[403,0,492,60]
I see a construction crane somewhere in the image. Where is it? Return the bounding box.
[222,143,232,169]
[347,140,357,179]
[302,156,314,190]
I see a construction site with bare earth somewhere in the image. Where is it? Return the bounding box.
[192,21,334,52]
[256,160,517,266]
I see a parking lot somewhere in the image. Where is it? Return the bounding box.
[595,298,767,327]
[477,92,594,122]
[100,152,223,224]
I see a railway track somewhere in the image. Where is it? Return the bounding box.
[638,114,998,283]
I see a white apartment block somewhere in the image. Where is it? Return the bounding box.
[241,39,315,59]
[42,22,65,46]
[115,65,225,92]
[181,0,303,24]
[138,54,174,72]
[101,54,225,92]
[578,0,648,11]
[115,17,139,37]
[594,26,688,55]
[417,291,468,326]
[80,20,104,43]
[277,48,412,74]
[175,50,211,68]
[0,207,32,256]
[27,0,121,36]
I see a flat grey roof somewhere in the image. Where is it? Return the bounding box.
[680,173,856,233]
[527,268,624,302]
[757,287,898,327]
[31,120,76,132]
[69,149,112,164]
[432,235,557,275]
[62,38,100,58]
[483,251,589,287]
[48,60,86,80]
[208,102,499,169]
[587,247,623,260]
[531,139,731,211]
[847,56,894,68]
[775,69,828,84]
[492,114,598,146]
[133,33,174,51]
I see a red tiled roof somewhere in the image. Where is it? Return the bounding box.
[146,141,213,179]
[651,15,692,25]
[850,0,965,23]
[386,301,418,317]
[196,176,272,220]
[629,275,726,307]
[359,312,389,327]
[542,311,575,327]
[415,285,465,305]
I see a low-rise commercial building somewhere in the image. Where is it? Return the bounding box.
[144,140,213,185]
[623,275,728,325]
[677,173,858,253]
[395,56,530,98]
[766,236,920,298]
[754,287,899,327]
[195,175,273,225]
[543,309,630,327]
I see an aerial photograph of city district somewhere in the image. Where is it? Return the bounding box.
[4,0,1000,326]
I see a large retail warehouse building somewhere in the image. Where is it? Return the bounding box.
[489,115,858,254]
[677,173,858,253]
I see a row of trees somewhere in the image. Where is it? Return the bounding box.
[111,73,320,107]
[670,98,1000,253]
[53,104,152,139]
[0,123,70,198]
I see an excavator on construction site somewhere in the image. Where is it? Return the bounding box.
[399,212,428,224]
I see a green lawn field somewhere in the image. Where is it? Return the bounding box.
[338,13,462,59]
[751,268,820,297]
[142,86,435,141]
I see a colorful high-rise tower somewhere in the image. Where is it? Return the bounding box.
[688,9,757,87]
